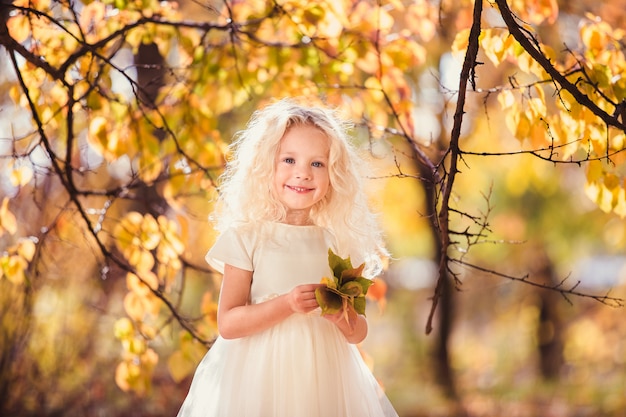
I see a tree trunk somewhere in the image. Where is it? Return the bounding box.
[532,246,564,380]
[416,158,458,401]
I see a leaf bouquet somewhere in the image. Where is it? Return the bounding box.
[315,248,373,322]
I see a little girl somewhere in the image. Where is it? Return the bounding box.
[177,98,398,417]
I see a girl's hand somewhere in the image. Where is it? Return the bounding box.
[323,308,357,335]
[287,284,323,314]
[322,307,368,344]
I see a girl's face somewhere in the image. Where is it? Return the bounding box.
[273,124,331,225]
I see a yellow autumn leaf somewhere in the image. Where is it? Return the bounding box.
[16,238,36,262]
[115,361,132,392]
[137,150,164,184]
[201,292,218,327]
[167,350,196,383]
[482,31,506,66]
[604,173,620,191]
[588,182,613,213]
[124,247,154,273]
[451,28,470,56]
[116,348,158,396]
[529,120,548,149]
[156,246,180,268]
[364,76,384,98]
[0,197,17,237]
[2,255,27,285]
[114,212,161,259]
[87,116,111,157]
[142,348,159,368]
[517,51,535,74]
[580,20,611,52]
[124,288,161,319]
[128,337,147,355]
[14,0,50,8]
[302,3,325,26]
[145,291,162,317]
[320,276,337,290]
[613,189,626,217]
[600,184,618,212]
[551,113,582,159]
[127,271,159,296]
[313,1,344,39]
[6,15,31,43]
[537,0,559,24]
[498,89,516,109]
[114,317,135,340]
[79,1,106,36]
[156,263,180,290]
[355,50,380,75]
[124,292,146,321]
[514,0,559,25]
[586,160,604,183]
[609,186,621,210]
[611,133,625,151]
[10,164,33,187]
[157,215,185,255]
[139,215,161,250]
[115,211,143,238]
[530,83,546,109]
[404,1,435,41]
[584,181,600,208]
[515,113,531,141]
[524,0,559,25]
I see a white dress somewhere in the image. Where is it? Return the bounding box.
[177,222,398,417]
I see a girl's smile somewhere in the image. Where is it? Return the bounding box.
[273,124,330,225]
[286,185,314,192]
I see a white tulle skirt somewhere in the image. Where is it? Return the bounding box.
[177,312,398,417]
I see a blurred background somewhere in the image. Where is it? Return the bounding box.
[1,0,626,416]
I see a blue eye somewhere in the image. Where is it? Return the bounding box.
[283,158,295,164]
[312,161,324,168]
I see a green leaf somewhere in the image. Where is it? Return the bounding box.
[315,287,343,315]
[328,248,353,280]
[355,277,373,295]
[339,280,363,297]
[353,297,366,316]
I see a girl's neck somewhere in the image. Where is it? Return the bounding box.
[282,211,314,226]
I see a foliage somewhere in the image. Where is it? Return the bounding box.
[457,12,626,215]
[1,0,626,413]
[315,248,373,318]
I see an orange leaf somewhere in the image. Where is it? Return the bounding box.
[366,278,388,301]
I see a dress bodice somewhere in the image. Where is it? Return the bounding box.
[206,222,336,303]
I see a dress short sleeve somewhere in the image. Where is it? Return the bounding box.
[205,228,254,273]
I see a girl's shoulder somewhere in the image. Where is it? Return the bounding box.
[218,222,260,248]
[227,221,257,235]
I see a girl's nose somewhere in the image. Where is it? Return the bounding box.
[296,164,312,179]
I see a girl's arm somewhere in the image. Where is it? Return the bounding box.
[324,310,368,344]
[217,264,322,339]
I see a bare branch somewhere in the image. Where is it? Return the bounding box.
[426,0,484,335]
[452,258,625,308]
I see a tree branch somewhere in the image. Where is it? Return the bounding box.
[452,258,625,307]
[425,0,484,335]
[494,0,626,133]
